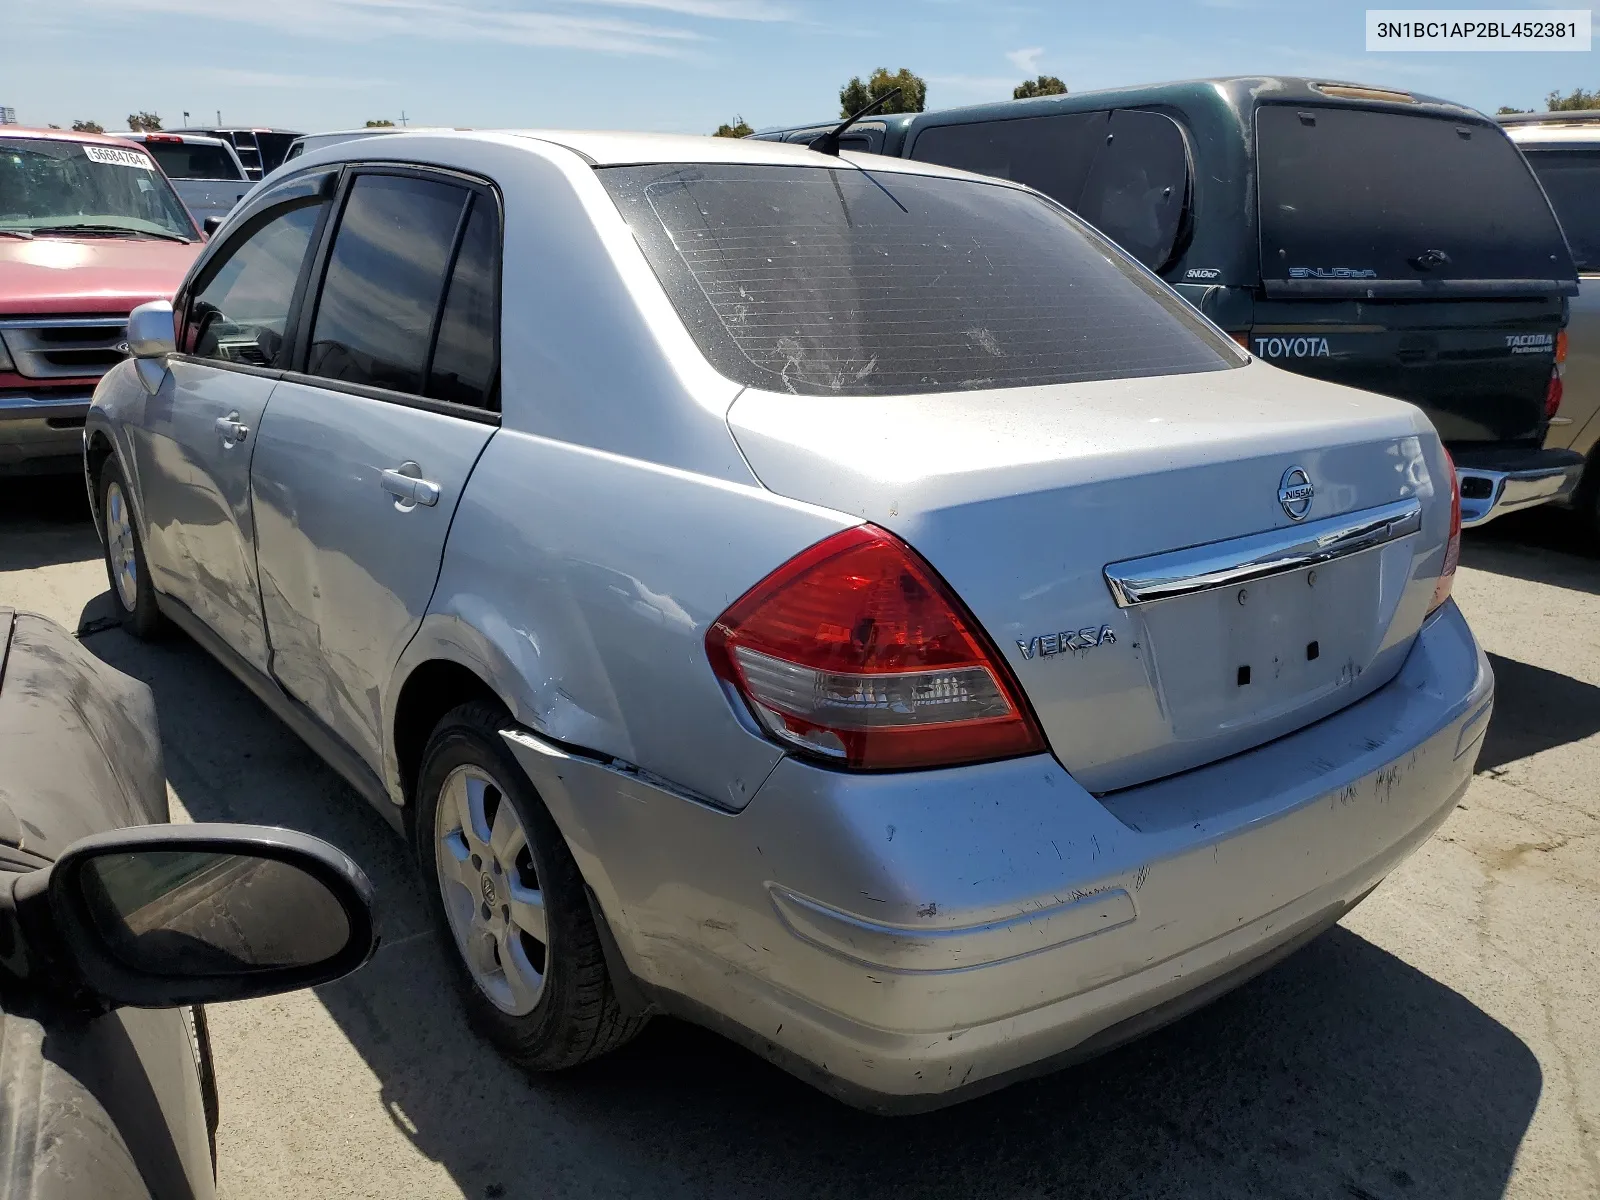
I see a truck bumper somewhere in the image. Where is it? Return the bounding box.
[502,602,1492,1111]
[0,391,92,475]
[1453,445,1585,527]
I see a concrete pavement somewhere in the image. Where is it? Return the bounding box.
[2,474,1596,1199]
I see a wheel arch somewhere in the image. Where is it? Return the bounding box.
[388,655,511,827]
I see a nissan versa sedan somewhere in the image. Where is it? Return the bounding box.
[85,131,1492,1111]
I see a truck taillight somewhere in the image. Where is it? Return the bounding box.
[1545,367,1564,420]
[706,526,1046,771]
[1556,330,1568,364]
[1430,450,1461,615]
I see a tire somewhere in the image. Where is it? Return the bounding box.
[97,457,165,639]
[414,701,648,1070]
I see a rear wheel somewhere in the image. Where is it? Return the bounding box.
[98,459,164,639]
[413,701,647,1070]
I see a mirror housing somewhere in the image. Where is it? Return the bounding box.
[125,300,176,395]
[203,214,226,236]
[0,823,377,1013]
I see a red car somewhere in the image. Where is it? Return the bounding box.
[1,127,202,475]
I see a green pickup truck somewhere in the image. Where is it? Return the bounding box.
[760,77,1586,528]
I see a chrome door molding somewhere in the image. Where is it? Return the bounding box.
[1103,497,1423,608]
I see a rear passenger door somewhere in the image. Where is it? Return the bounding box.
[249,168,500,771]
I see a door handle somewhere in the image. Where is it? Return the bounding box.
[214,413,249,444]
[380,464,441,509]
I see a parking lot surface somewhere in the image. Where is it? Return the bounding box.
[2,475,1596,1200]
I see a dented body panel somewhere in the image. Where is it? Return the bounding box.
[504,602,1490,1110]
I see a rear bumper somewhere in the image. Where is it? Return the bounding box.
[0,391,91,474]
[1452,445,1584,527]
[503,602,1492,1111]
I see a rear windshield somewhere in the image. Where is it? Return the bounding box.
[599,164,1239,396]
[1521,148,1600,272]
[1257,106,1573,293]
[142,140,243,181]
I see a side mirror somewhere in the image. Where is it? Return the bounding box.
[2,823,377,1012]
[203,214,226,236]
[125,299,176,395]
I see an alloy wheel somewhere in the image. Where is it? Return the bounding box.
[433,765,548,1015]
[104,480,140,612]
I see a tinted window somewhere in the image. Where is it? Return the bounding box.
[601,164,1238,397]
[1074,110,1189,271]
[427,197,499,409]
[911,112,1104,217]
[1257,107,1573,288]
[1522,149,1600,271]
[912,111,1188,271]
[142,141,244,181]
[187,199,324,366]
[255,133,298,173]
[307,174,468,394]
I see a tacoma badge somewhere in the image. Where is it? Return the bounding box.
[1017,625,1116,660]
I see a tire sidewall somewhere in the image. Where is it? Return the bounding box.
[413,717,573,1052]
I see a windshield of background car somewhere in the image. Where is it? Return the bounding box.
[0,137,195,238]
[142,140,245,181]
[600,163,1240,396]
[1256,106,1572,289]
[1520,148,1600,272]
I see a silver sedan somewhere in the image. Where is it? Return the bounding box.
[85,131,1491,1111]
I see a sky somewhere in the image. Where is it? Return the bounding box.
[4,0,1596,136]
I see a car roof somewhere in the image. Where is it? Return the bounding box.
[109,130,233,147]
[0,125,165,148]
[756,75,1487,142]
[294,128,1008,183]
[1502,116,1600,145]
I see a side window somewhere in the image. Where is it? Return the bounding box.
[305,173,469,394]
[185,198,325,366]
[910,112,1106,211]
[1074,110,1190,271]
[426,197,500,410]
[1523,149,1600,272]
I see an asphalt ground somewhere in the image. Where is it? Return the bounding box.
[2,474,1596,1200]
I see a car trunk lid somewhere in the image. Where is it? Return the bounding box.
[727,360,1453,792]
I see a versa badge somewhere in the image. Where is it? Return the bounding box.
[1018,625,1117,660]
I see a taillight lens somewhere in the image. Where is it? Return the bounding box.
[1545,367,1564,420]
[706,525,1046,771]
[1430,449,1461,614]
[1556,329,1568,364]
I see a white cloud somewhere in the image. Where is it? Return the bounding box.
[928,74,1017,97]
[189,68,390,90]
[62,0,788,57]
[1006,46,1044,74]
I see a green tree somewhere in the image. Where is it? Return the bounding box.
[126,111,162,132]
[71,119,104,134]
[838,67,927,118]
[1497,106,1533,115]
[713,116,753,138]
[365,119,395,128]
[1547,87,1600,111]
[1013,75,1068,100]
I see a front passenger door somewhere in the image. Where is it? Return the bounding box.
[130,173,332,670]
[250,169,500,771]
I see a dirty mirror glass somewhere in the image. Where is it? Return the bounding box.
[78,849,351,975]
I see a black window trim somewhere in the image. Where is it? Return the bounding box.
[288,161,504,422]
[171,167,341,377]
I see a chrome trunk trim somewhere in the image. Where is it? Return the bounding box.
[1103,497,1423,608]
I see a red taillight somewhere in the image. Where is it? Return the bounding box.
[146,134,182,143]
[706,525,1046,771]
[1545,367,1564,420]
[1556,329,1568,364]
[1430,449,1461,614]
